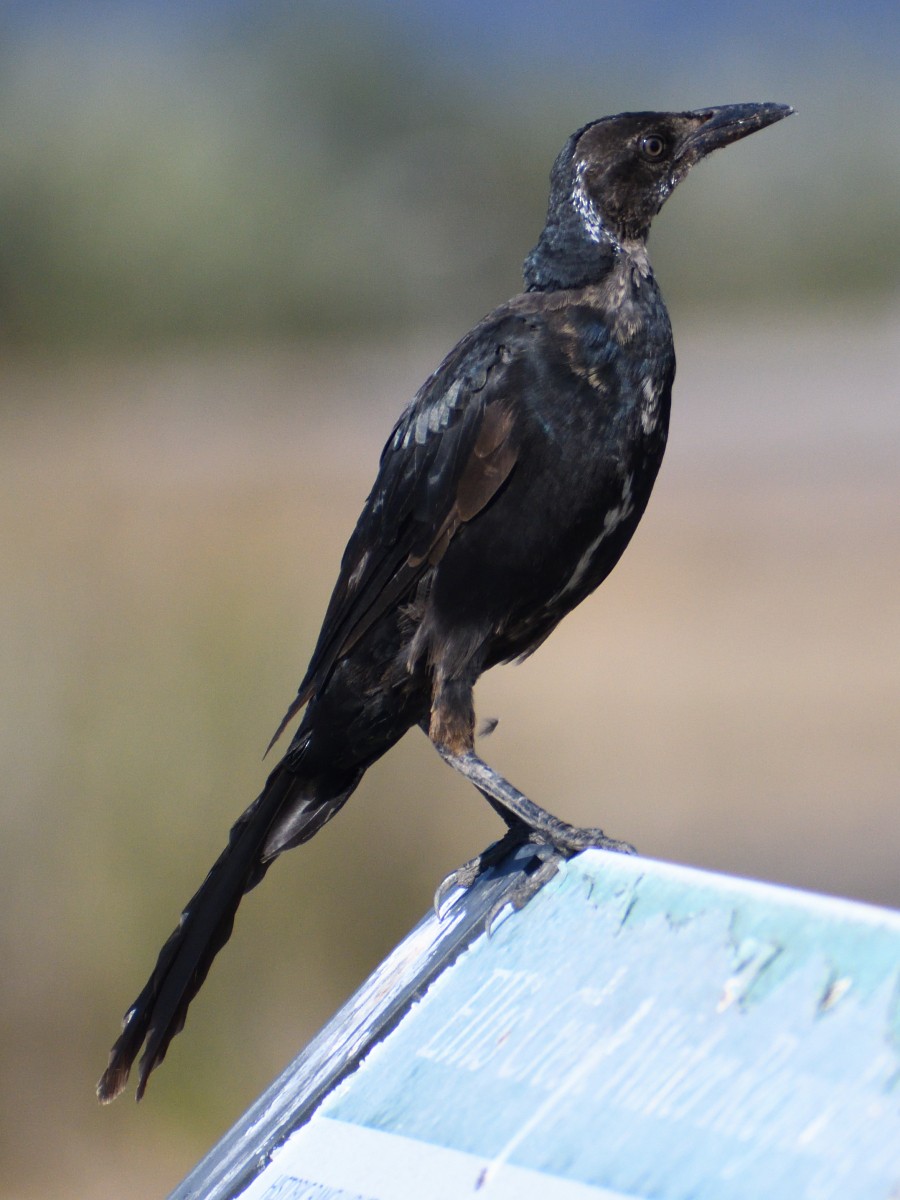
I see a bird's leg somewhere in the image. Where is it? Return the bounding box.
[432,786,532,917]
[431,746,635,924]
[424,677,635,920]
[430,751,536,916]
[434,743,635,854]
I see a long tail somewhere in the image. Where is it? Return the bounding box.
[97,757,350,1103]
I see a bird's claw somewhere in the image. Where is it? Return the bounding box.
[483,843,564,934]
[433,869,466,919]
[435,821,636,925]
[553,826,637,856]
[433,826,525,918]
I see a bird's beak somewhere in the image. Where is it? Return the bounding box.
[680,102,794,161]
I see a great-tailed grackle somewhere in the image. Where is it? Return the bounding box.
[98,102,792,1102]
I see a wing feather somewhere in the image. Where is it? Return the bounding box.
[267,314,524,750]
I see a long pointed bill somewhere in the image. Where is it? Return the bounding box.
[680,102,794,161]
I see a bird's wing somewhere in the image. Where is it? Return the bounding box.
[268,312,524,749]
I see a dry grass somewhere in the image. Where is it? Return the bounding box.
[1,311,897,1196]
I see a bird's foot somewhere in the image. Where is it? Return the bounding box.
[480,823,636,932]
[545,821,637,858]
[432,744,634,926]
[434,822,532,917]
[435,819,636,929]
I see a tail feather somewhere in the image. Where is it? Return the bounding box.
[99,642,422,1103]
[97,766,323,1103]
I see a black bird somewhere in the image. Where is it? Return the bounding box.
[98,102,792,1102]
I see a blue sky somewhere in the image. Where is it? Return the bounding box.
[2,0,897,63]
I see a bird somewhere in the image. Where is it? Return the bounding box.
[98,101,792,1103]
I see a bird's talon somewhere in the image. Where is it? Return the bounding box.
[484,850,565,934]
[433,872,464,918]
[554,827,637,856]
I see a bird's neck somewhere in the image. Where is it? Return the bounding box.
[523,203,650,293]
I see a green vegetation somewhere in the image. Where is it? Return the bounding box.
[0,10,896,350]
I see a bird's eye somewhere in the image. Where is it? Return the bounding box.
[640,134,666,160]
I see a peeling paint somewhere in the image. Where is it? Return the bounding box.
[172,850,900,1200]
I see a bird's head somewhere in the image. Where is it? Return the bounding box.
[524,102,793,291]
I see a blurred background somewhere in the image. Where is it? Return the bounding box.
[1,1,897,1195]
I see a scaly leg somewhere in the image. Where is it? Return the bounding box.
[424,668,634,921]
[431,742,635,923]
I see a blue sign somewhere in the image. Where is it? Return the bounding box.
[180,851,900,1200]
